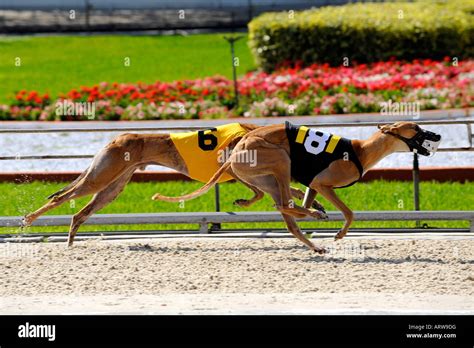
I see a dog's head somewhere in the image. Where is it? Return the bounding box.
[377,122,442,156]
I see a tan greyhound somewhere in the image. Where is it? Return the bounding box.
[22,122,324,246]
[153,121,441,254]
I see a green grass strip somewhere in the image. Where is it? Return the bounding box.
[0,180,471,234]
[0,34,255,103]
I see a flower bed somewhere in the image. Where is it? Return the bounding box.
[1,58,472,121]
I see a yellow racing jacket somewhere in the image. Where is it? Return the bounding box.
[170,123,248,183]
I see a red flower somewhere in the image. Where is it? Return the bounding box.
[67,89,82,100]
[130,91,142,100]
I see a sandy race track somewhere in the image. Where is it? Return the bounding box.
[1,237,473,314]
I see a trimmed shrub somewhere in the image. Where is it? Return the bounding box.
[248,0,474,71]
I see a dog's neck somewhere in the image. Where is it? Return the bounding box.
[354,131,409,171]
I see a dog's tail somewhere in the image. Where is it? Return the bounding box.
[152,161,231,202]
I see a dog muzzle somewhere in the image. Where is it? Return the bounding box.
[420,138,441,154]
[388,129,442,156]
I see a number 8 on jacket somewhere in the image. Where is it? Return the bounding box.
[295,126,341,156]
[285,121,363,188]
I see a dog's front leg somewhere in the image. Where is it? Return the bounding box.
[302,187,326,213]
[289,187,326,213]
[311,182,353,240]
[302,187,316,208]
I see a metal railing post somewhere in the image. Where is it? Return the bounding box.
[467,122,473,148]
[84,0,92,32]
[413,152,421,227]
[211,183,221,231]
[247,0,253,22]
[199,223,209,234]
[215,183,221,212]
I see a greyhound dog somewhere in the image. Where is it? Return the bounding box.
[22,122,324,246]
[153,121,441,254]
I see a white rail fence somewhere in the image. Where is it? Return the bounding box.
[0,211,472,238]
[0,118,473,236]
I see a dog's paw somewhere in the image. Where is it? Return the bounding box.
[312,245,327,254]
[312,201,326,214]
[21,215,33,228]
[319,211,329,220]
[335,229,347,240]
[309,209,328,220]
[233,199,250,207]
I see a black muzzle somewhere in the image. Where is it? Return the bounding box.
[389,128,442,156]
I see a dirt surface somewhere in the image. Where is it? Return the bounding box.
[1,237,473,314]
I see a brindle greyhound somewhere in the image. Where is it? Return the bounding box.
[21,123,325,246]
[152,122,441,254]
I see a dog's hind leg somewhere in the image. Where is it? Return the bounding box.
[281,213,326,254]
[266,150,327,220]
[22,182,96,228]
[233,182,264,207]
[243,174,325,253]
[23,141,139,227]
[67,168,135,246]
[46,168,89,200]
[289,187,305,201]
[230,148,325,219]
[230,174,264,208]
[270,176,326,253]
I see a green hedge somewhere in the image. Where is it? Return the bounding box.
[248,0,474,71]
